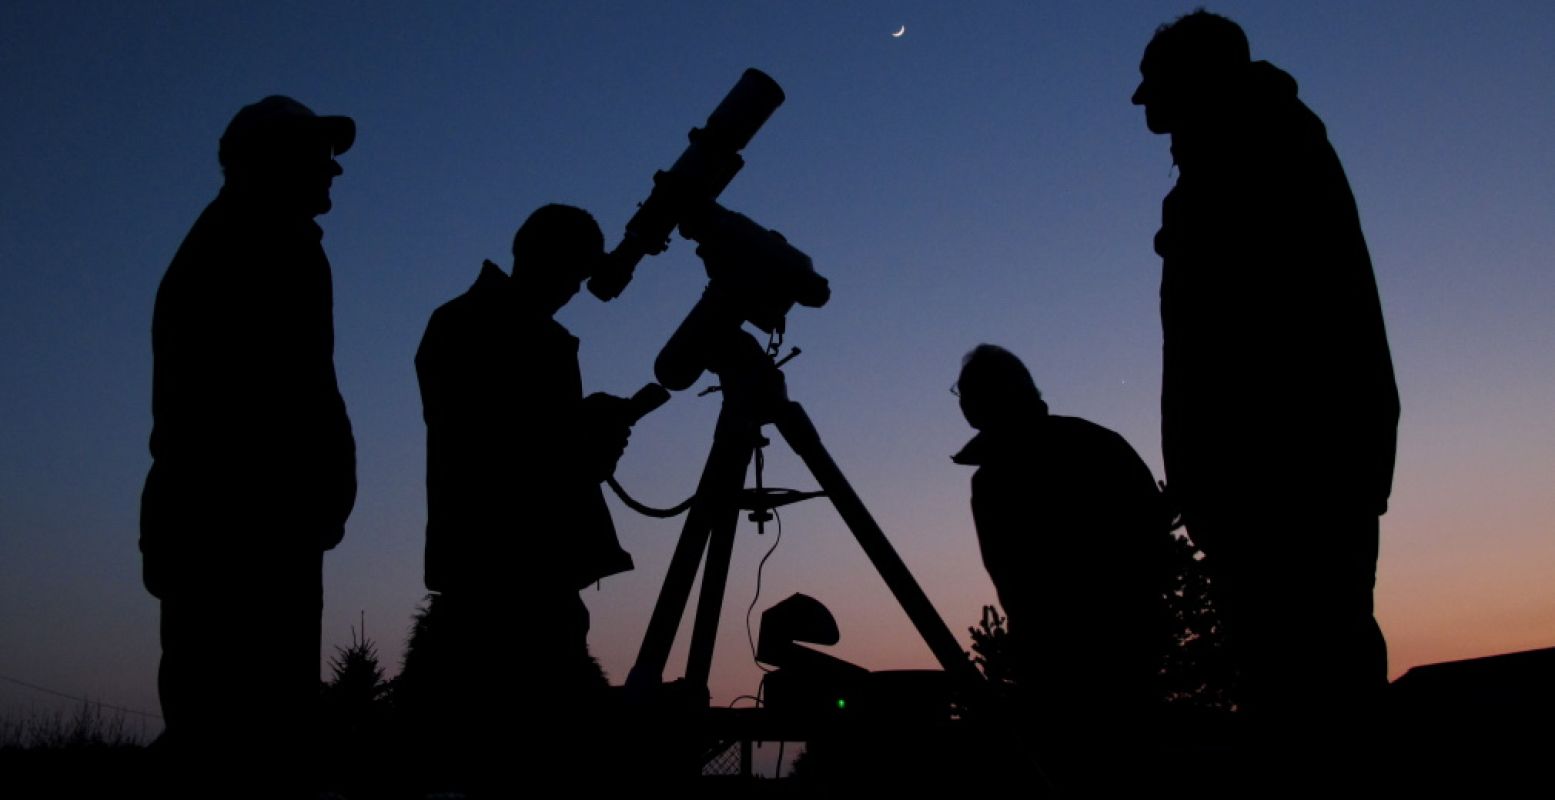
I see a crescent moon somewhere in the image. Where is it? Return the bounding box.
[891,25,906,38]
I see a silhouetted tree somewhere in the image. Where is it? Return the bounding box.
[387,594,467,755]
[969,604,1016,688]
[1160,530,1235,712]
[322,626,388,717]
[386,594,442,716]
[963,604,1020,720]
[319,623,391,795]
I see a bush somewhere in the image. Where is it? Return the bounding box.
[0,702,146,751]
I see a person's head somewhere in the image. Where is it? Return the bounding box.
[511,204,605,316]
[955,344,1047,431]
[1131,9,1250,134]
[218,96,354,216]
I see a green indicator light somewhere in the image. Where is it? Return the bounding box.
[836,698,846,710]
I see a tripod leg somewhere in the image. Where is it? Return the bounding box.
[685,473,745,688]
[628,412,756,690]
[774,399,980,685]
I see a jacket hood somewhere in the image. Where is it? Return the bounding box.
[952,431,991,466]
[952,419,1047,466]
[1245,60,1299,103]
[1170,59,1324,170]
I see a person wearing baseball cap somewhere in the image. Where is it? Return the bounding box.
[217,94,355,216]
[142,95,358,796]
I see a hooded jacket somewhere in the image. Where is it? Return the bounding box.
[1156,61,1400,517]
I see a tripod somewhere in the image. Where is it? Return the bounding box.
[626,330,979,693]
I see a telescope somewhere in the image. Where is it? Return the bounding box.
[588,68,791,303]
[600,69,981,784]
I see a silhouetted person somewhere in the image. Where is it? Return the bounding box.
[952,344,1172,794]
[140,96,357,797]
[1133,10,1399,746]
[413,204,633,793]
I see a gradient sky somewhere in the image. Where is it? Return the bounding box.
[3,1,1552,734]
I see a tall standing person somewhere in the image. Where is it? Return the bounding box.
[142,96,357,798]
[1132,9,1399,741]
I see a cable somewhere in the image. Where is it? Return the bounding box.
[0,672,163,720]
[744,508,783,674]
[605,475,695,518]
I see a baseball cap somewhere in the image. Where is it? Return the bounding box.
[218,95,355,169]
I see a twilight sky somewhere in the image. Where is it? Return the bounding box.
[2,1,1552,733]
